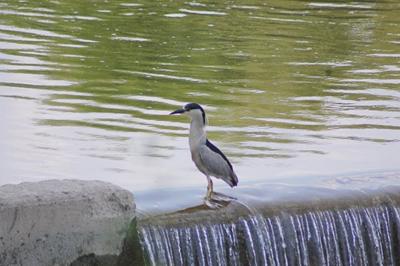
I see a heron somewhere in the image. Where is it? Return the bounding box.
[170,103,238,203]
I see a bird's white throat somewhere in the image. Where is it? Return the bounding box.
[188,110,206,151]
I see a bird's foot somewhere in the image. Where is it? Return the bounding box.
[211,191,237,201]
[204,198,223,209]
[203,191,235,209]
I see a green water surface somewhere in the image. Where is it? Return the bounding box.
[1,0,400,211]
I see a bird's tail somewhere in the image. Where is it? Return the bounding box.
[229,171,239,187]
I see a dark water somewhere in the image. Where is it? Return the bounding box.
[1,0,400,211]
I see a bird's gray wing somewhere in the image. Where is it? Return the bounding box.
[198,143,232,179]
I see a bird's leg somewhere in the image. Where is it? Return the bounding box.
[204,176,228,209]
[206,176,213,200]
[204,177,223,209]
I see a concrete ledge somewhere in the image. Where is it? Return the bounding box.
[138,184,400,265]
[140,185,400,226]
[0,179,135,266]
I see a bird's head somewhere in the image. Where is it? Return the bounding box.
[170,103,206,125]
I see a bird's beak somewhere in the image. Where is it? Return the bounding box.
[169,108,185,115]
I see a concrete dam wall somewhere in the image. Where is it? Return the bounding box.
[139,183,400,266]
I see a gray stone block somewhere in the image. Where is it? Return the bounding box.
[0,179,135,266]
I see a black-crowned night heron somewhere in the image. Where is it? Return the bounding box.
[170,103,239,202]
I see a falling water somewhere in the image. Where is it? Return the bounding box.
[139,203,400,266]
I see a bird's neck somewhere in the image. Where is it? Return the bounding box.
[189,118,206,151]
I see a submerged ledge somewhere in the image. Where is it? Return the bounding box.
[140,183,400,226]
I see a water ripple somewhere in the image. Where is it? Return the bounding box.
[111,36,151,42]
[179,9,227,16]
[1,0,400,200]
[0,24,72,39]
[116,70,208,83]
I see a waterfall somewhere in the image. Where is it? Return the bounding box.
[138,202,400,266]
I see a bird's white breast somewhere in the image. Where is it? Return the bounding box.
[188,111,206,152]
[189,120,206,152]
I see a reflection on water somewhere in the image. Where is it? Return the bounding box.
[0,0,400,210]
